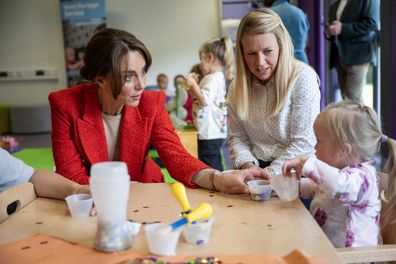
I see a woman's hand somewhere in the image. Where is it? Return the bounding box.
[282,156,308,180]
[214,168,269,194]
[74,184,90,195]
[240,161,259,170]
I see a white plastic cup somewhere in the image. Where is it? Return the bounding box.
[247,180,272,201]
[144,223,182,256]
[271,174,299,201]
[182,216,214,245]
[90,161,130,224]
[65,194,93,219]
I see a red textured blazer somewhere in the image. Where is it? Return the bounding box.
[49,84,208,186]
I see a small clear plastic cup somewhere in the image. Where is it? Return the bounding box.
[65,194,93,218]
[144,223,182,256]
[182,216,214,245]
[270,173,299,201]
[247,180,272,201]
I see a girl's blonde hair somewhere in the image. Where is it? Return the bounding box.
[320,100,396,227]
[233,8,298,120]
[199,35,234,80]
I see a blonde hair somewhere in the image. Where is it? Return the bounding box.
[233,8,298,120]
[199,35,234,80]
[320,100,396,211]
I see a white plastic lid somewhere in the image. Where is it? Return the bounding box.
[90,161,129,183]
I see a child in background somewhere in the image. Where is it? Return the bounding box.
[157,73,172,103]
[190,63,204,83]
[183,36,234,170]
[183,64,205,124]
[0,134,19,153]
[172,75,192,124]
[282,100,396,248]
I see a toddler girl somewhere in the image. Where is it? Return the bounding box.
[283,100,396,248]
[183,36,234,170]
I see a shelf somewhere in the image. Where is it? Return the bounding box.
[0,76,59,82]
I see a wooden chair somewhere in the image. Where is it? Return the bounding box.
[0,182,36,223]
[337,172,396,263]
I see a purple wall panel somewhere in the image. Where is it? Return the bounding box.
[222,3,249,19]
[392,1,396,138]
[299,0,325,110]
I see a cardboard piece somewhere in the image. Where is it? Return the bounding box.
[0,234,328,264]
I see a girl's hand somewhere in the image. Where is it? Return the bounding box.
[183,73,206,106]
[282,157,308,180]
[183,73,198,87]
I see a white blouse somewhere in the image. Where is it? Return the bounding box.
[227,62,321,176]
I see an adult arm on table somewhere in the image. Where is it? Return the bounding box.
[152,94,267,193]
[30,170,90,200]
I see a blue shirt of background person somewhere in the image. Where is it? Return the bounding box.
[265,0,310,63]
[0,148,33,192]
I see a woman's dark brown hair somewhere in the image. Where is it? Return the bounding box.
[80,28,152,98]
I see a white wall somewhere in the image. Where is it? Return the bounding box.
[0,0,66,105]
[0,0,220,105]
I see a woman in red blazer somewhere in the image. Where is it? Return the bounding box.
[49,28,266,193]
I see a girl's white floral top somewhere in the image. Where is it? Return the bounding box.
[301,156,381,248]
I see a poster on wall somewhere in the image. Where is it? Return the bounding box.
[60,0,106,87]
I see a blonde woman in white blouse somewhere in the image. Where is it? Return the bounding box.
[227,8,320,178]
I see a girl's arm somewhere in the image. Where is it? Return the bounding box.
[30,170,90,200]
[183,74,206,106]
[282,156,314,199]
[300,178,316,199]
[302,157,367,203]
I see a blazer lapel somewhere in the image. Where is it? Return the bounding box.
[119,106,147,176]
[76,86,108,164]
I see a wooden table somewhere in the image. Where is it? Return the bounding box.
[0,183,342,263]
[176,128,198,158]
